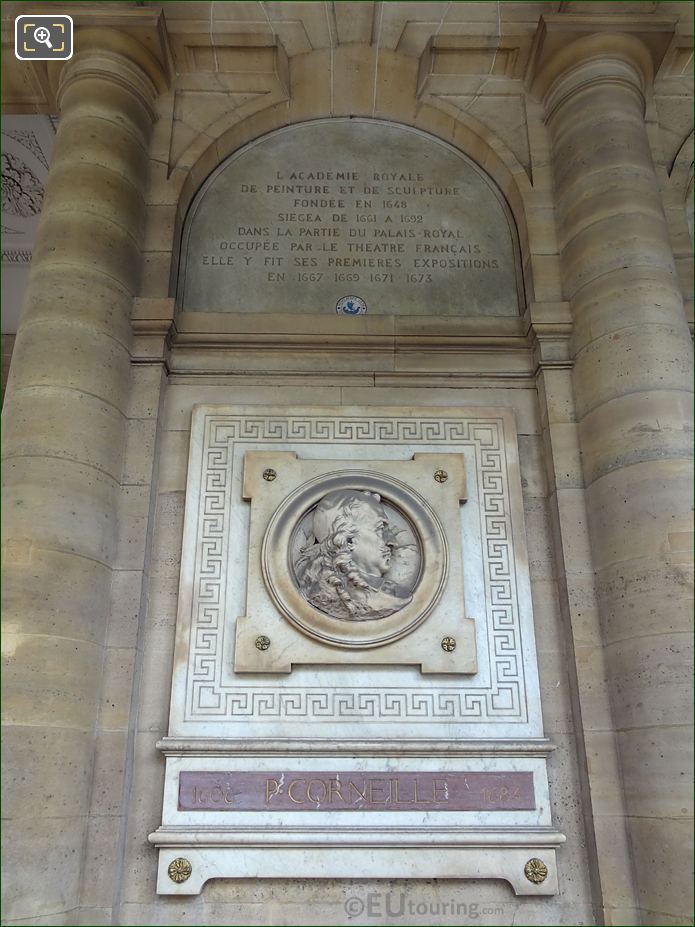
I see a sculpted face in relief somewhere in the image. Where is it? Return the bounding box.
[292,490,421,621]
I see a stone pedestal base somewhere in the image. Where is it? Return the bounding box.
[152,844,562,896]
[150,743,564,896]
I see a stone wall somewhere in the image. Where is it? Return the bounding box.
[1,4,692,925]
[2,334,15,405]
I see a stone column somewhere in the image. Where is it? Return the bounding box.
[1,30,164,923]
[536,34,694,925]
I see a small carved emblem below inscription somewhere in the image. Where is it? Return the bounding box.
[293,490,420,621]
[524,858,548,884]
[168,857,192,883]
[336,295,367,315]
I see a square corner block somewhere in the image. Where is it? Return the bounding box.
[235,452,476,674]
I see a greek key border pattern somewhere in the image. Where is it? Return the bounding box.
[186,415,526,722]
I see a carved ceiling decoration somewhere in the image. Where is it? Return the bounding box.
[1,115,54,264]
[0,114,55,335]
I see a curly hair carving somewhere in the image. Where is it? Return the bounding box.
[295,493,383,619]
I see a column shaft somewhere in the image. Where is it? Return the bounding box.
[541,35,694,924]
[1,40,160,922]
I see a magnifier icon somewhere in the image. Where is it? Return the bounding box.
[33,26,53,49]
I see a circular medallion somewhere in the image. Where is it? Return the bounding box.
[262,470,448,648]
[290,494,421,621]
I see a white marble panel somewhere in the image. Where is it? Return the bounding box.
[153,404,561,893]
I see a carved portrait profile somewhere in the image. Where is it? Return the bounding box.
[247,456,462,660]
[292,489,420,621]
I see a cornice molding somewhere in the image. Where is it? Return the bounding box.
[1,6,172,113]
[527,14,676,105]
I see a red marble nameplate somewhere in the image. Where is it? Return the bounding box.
[178,771,535,812]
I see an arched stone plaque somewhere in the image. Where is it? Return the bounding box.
[178,119,523,316]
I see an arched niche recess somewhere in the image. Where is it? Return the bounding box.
[175,118,525,320]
